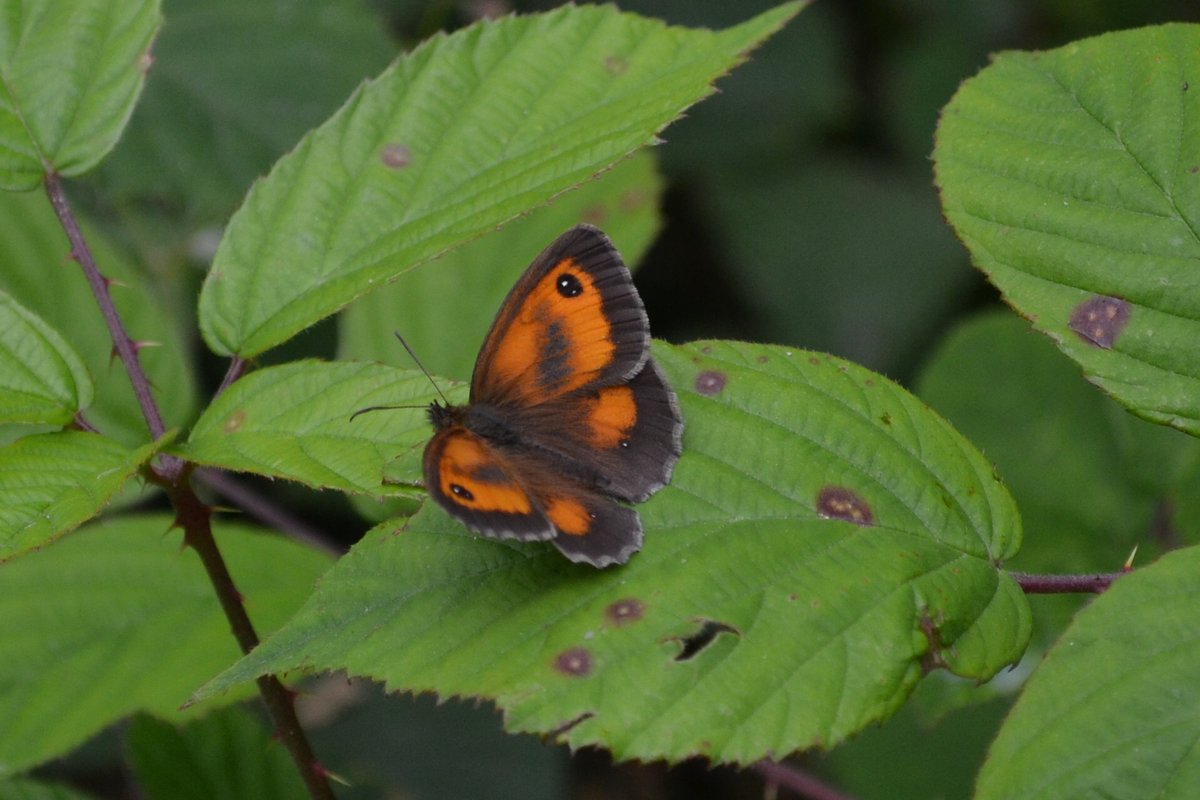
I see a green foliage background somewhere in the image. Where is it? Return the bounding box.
[3,0,1200,799]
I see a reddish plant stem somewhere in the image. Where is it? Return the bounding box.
[44,174,167,442]
[196,468,341,555]
[1010,571,1124,594]
[216,356,248,398]
[171,482,335,800]
[46,173,335,800]
[754,761,857,800]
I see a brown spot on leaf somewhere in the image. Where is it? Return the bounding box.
[756,355,769,364]
[604,55,629,75]
[580,204,607,225]
[223,410,246,433]
[919,612,949,674]
[1068,295,1130,348]
[816,486,875,526]
[808,356,821,366]
[619,188,647,212]
[880,412,892,426]
[605,598,645,625]
[554,647,592,677]
[380,143,411,169]
[695,370,726,395]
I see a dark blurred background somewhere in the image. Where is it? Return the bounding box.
[63,0,1200,798]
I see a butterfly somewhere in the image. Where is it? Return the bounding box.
[423,224,683,568]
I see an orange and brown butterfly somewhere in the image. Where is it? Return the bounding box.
[423,224,683,568]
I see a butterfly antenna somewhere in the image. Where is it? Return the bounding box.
[394,331,451,406]
[348,333,451,422]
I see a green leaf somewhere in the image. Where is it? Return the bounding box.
[975,546,1200,800]
[0,290,93,426]
[196,340,1029,764]
[0,191,196,446]
[127,708,305,800]
[0,431,158,561]
[0,778,95,800]
[917,312,1200,573]
[935,24,1200,435]
[198,3,802,358]
[97,0,394,220]
[338,150,664,383]
[0,515,332,777]
[174,360,451,496]
[0,0,161,189]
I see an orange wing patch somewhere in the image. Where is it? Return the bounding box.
[584,385,637,449]
[438,435,532,514]
[488,258,614,399]
[544,495,593,536]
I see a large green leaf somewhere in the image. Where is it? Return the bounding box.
[935,24,1200,435]
[338,150,664,383]
[0,431,157,561]
[0,191,196,446]
[0,515,331,777]
[126,708,305,800]
[174,360,449,496]
[197,3,801,358]
[0,0,161,189]
[918,312,1200,573]
[97,0,394,220]
[0,290,93,426]
[197,340,1029,764]
[975,546,1200,800]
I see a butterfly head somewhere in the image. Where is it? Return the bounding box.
[427,399,465,432]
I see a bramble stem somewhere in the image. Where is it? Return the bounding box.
[46,173,335,800]
[1010,571,1124,594]
[754,760,857,800]
[45,174,168,442]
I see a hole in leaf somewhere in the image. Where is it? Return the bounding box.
[546,711,595,740]
[672,619,740,662]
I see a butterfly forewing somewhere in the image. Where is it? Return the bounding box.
[470,225,649,409]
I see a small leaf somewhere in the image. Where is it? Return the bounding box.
[127,708,305,800]
[198,3,801,357]
[197,340,1029,765]
[174,360,454,495]
[0,0,161,189]
[0,515,332,777]
[935,24,1200,435]
[338,150,663,382]
[0,191,196,446]
[0,290,93,426]
[976,546,1200,800]
[0,431,158,561]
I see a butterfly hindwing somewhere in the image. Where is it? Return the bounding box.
[423,426,555,542]
[513,357,683,502]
